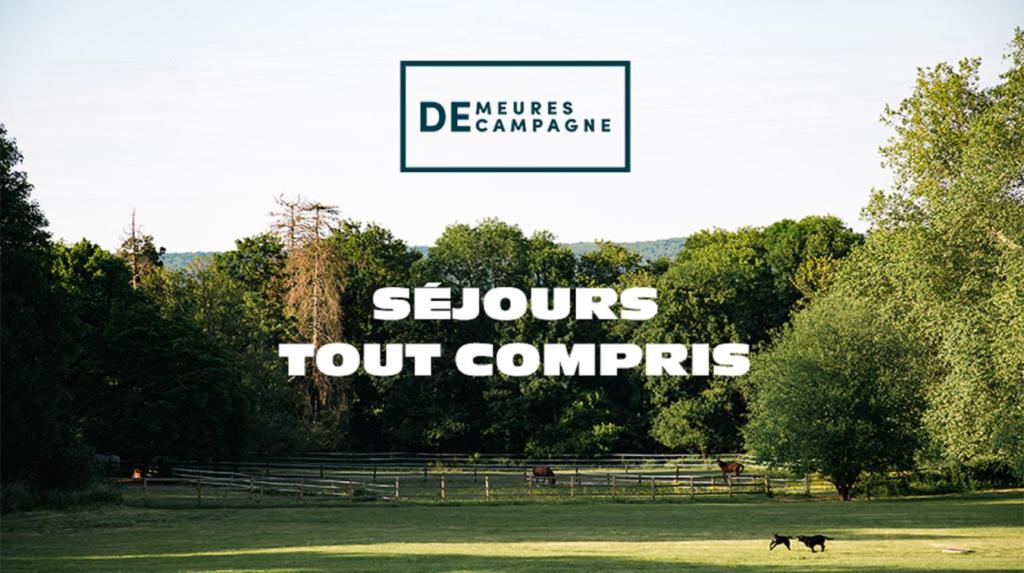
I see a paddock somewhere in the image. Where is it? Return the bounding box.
[116,453,834,507]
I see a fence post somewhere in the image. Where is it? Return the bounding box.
[675,465,680,482]
[485,475,491,501]
[440,475,446,502]
[473,467,478,483]
[763,475,772,497]
[197,478,203,504]
[373,467,377,482]
[320,465,324,479]
[727,476,733,497]
[299,478,304,502]
[803,475,810,495]
[423,466,428,482]
[347,482,354,501]
[143,477,148,502]
[394,477,400,501]
[622,454,628,473]
[689,476,695,500]
[528,474,533,497]
[570,475,575,497]
[611,476,617,498]
[650,476,656,500]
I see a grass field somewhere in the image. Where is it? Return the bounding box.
[1,490,1021,572]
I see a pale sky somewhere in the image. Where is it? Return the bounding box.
[1,1,1020,251]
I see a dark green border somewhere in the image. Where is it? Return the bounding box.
[400,60,631,173]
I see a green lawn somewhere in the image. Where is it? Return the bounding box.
[1,490,1021,572]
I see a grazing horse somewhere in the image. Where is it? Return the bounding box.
[715,458,744,478]
[532,465,556,486]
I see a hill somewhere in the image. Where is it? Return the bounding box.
[160,251,216,270]
[564,237,686,260]
[160,238,686,270]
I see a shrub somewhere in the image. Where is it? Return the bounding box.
[1,479,121,513]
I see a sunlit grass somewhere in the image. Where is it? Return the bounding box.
[2,490,1021,572]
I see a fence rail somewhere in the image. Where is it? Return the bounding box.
[116,457,831,506]
[151,452,766,478]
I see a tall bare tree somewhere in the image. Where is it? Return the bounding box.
[118,210,165,290]
[270,194,302,250]
[271,195,346,422]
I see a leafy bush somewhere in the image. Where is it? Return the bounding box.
[1,479,121,513]
[854,457,1022,498]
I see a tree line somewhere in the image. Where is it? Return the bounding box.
[0,124,861,475]
[2,32,1021,499]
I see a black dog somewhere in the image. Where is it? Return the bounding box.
[797,535,833,552]
[769,533,791,551]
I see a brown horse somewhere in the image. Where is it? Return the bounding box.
[532,465,556,486]
[715,458,744,478]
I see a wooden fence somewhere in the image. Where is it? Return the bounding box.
[146,452,765,480]
[116,462,825,505]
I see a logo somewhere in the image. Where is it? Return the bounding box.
[400,61,630,172]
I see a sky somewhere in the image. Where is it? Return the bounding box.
[1,0,1021,251]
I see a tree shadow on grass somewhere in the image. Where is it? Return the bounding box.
[14,551,1017,573]
[2,491,1019,572]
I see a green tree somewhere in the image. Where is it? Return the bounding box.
[577,240,645,287]
[52,240,253,460]
[650,378,744,456]
[641,218,861,453]
[0,125,91,487]
[834,30,1024,474]
[162,234,307,453]
[328,221,421,450]
[744,296,926,500]
[761,216,862,312]
[406,220,648,454]
[413,220,541,451]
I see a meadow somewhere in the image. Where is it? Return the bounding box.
[1,490,1021,572]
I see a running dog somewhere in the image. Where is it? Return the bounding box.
[769,533,792,551]
[797,534,833,552]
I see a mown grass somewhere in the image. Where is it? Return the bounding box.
[1,489,1021,572]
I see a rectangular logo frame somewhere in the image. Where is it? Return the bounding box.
[400,60,631,173]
